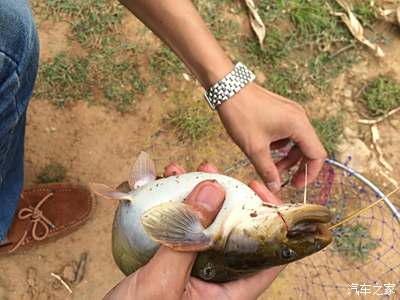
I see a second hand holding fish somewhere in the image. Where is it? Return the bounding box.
[104,161,285,300]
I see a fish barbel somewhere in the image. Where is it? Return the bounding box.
[91,152,332,282]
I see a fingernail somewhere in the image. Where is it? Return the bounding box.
[196,185,222,212]
[267,181,281,193]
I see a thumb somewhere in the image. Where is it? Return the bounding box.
[138,181,225,299]
[248,146,281,193]
[184,180,225,226]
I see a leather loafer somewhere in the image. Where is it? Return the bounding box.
[0,183,93,255]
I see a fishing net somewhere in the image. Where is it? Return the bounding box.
[279,158,400,300]
[226,156,399,299]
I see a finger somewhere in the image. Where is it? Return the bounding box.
[275,145,302,173]
[164,162,186,177]
[140,181,225,297]
[248,180,282,205]
[197,162,219,173]
[247,146,281,193]
[184,180,225,226]
[291,123,327,186]
[291,157,325,188]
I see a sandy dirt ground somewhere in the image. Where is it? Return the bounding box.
[0,7,400,300]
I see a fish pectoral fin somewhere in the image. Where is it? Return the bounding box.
[129,151,156,190]
[90,183,134,201]
[141,203,212,252]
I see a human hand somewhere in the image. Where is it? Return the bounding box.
[217,82,327,193]
[105,162,284,300]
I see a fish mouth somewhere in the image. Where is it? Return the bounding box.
[287,221,330,240]
[283,204,332,241]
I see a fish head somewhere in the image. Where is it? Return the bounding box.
[223,203,332,271]
[260,203,332,264]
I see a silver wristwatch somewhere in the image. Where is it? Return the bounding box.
[204,62,256,110]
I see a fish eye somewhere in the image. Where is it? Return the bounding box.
[281,247,295,260]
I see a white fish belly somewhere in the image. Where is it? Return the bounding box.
[116,172,263,254]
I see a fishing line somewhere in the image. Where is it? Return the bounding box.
[277,211,289,232]
[329,187,399,230]
[304,163,308,205]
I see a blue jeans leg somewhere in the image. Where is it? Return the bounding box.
[0,0,39,241]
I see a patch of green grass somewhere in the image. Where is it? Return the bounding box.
[243,29,293,67]
[37,163,66,183]
[33,0,148,112]
[257,1,287,22]
[35,53,91,106]
[36,51,147,111]
[258,0,351,45]
[150,47,185,92]
[41,0,81,13]
[263,67,308,102]
[307,51,358,90]
[36,0,124,49]
[290,0,349,42]
[362,76,400,116]
[354,2,376,26]
[169,106,214,141]
[194,0,242,42]
[332,223,379,262]
[311,117,343,155]
[101,61,147,112]
[73,2,124,48]
[104,85,133,112]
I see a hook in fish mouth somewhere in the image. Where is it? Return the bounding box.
[281,204,333,241]
[287,220,329,240]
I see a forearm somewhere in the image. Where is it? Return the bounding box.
[119,0,233,88]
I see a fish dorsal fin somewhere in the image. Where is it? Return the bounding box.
[90,183,134,201]
[141,203,212,252]
[129,151,156,190]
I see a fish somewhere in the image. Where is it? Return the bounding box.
[91,152,333,282]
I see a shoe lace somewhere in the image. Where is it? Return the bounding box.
[8,193,55,253]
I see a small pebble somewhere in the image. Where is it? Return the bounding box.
[62,265,76,283]
[343,88,352,98]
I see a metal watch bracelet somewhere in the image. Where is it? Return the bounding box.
[204,62,255,110]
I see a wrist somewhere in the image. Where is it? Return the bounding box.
[197,57,235,89]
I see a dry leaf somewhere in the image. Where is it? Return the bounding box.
[244,0,266,47]
[334,0,385,57]
[373,0,400,26]
[358,106,400,124]
[371,125,393,171]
